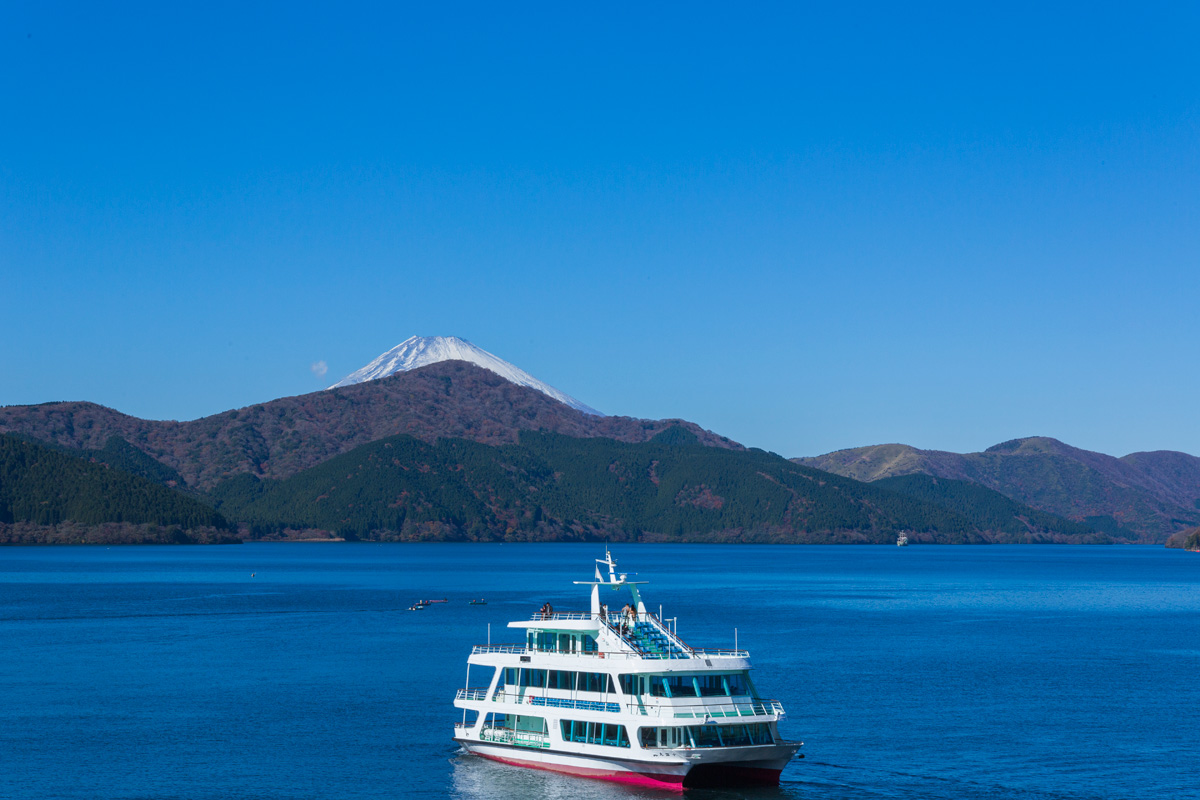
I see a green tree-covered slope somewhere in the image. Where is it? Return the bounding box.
[211,428,1101,543]
[0,434,233,542]
[798,437,1200,542]
[872,474,1106,542]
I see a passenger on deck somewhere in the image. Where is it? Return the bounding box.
[539,602,554,620]
[618,604,631,634]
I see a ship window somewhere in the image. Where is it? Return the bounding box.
[650,675,699,698]
[519,668,547,688]
[578,672,614,694]
[618,674,636,695]
[647,673,746,697]
[560,719,630,748]
[582,634,598,653]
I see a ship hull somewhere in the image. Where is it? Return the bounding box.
[457,739,792,790]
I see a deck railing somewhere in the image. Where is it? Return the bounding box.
[631,698,785,719]
[470,644,749,660]
[456,688,620,713]
[478,726,549,749]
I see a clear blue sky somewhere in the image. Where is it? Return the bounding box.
[2,2,1198,458]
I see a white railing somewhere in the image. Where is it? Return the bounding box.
[470,644,750,661]
[455,687,490,701]
[479,726,550,749]
[689,649,750,659]
[631,698,785,719]
[530,611,597,621]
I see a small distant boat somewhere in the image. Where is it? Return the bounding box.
[897,532,909,547]
[420,598,449,605]
[409,604,427,611]
[469,599,487,605]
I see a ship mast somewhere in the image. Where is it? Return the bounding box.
[573,548,648,617]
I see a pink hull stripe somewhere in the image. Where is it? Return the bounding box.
[472,751,686,791]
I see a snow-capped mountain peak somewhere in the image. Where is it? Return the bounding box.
[328,336,602,416]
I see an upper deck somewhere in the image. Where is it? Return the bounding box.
[469,550,751,670]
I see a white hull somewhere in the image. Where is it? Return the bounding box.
[456,738,797,790]
[452,550,803,790]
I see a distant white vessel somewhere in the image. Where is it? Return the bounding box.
[897,532,909,547]
[453,550,802,789]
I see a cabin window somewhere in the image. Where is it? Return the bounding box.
[639,726,690,748]
[632,722,771,748]
[548,670,573,690]
[647,672,748,697]
[577,672,614,694]
[519,668,547,688]
[582,634,598,653]
[560,719,630,748]
[650,674,697,698]
[618,674,635,695]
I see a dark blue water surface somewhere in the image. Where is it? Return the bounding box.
[1,544,1197,800]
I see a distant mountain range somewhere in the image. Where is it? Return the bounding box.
[2,338,1196,545]
[796,438,1200,543]
[0,361,736,491]
[206,427,1103,544]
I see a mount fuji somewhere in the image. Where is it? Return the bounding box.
[328,336,603,416]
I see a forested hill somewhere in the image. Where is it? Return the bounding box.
[797,438,1200,543]
[872,474,1104,542]
[0,361,739,490]
[0,434,235,544]
[211,428,1102,544]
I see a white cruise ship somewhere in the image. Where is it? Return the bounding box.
[453,550,803,789]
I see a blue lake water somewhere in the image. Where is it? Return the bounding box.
[1,543,1197,800]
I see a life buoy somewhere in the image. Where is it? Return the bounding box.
[527,694,534,704]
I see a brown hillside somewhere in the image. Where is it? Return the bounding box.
[797,438,1200,543]
[0,361,741,490]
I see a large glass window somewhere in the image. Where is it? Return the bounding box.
[559,719,630,748]
[646,672,749,697]
[649,674,698,697]
[636,723,771,749]
[519,668,547,688]
[578,672,614,693]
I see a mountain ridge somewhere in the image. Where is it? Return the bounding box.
[796,437,1200,542]
[209,429,1103,544]
[0,361,739,490]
